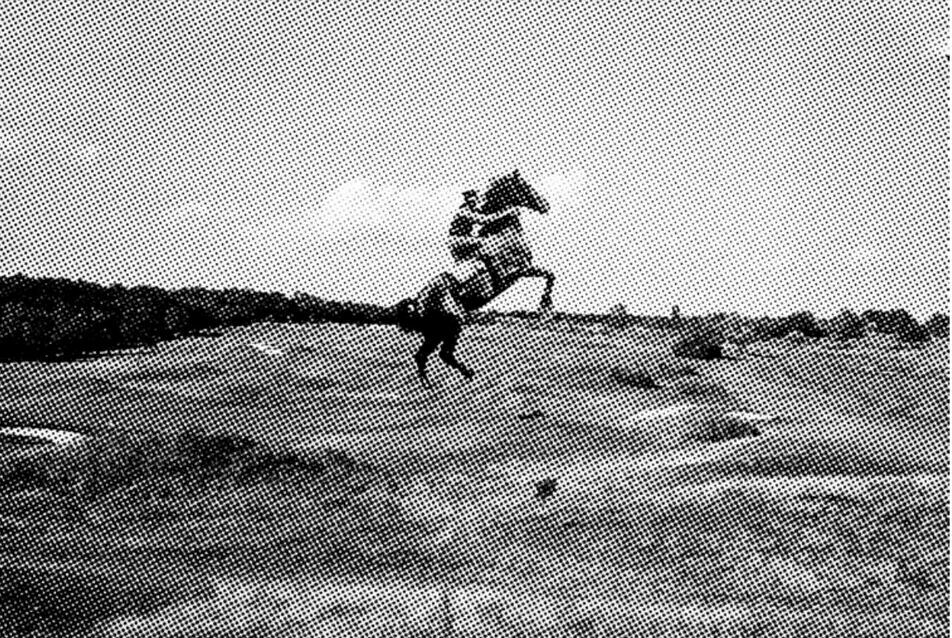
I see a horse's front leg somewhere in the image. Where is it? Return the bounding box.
[522,266,555,311]
[540,270,555,310]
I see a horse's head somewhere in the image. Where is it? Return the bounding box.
[481,170,550,217]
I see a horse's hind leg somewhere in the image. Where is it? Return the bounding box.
[414,334,441,388]
[438,326,474,380]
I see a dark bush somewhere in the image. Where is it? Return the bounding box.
[925,313,949,338]
[749,317,786,341]
[863,308,931,344]
[673,378,730,398]
[0,275,394,362]
[609,366,659,389]
[785,312,826,339]
[831,309,866,341]
[863,309,923,336]
[672,330,724,360]
[690,415,760,443]
[896,319,930,345]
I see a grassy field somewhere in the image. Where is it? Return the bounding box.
[0,320,947,636]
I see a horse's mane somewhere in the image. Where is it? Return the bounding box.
[480,170,550,217]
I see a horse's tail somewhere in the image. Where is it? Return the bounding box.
[394,297,422,333]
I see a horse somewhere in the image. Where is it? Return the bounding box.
[395,171,556,388]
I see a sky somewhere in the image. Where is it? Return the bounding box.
[0,0,948,318]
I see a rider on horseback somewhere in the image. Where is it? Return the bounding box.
[447,187,531,301]
[446,189,517,308]
[395,172,554,388]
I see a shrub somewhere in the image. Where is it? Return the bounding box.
[830,310,866,341]
[785,330,806,345]
[896,319,930,345]
[610,366,659,389]
[672,330,724,360]
[784,312,826,339]
[606,304,629,329]
[689,415,760,443]
[749,316,791,341]
[925,313,949,338]
[863,309,923,336]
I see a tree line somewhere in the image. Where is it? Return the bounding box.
[1,274,946,362]
[590,305,949,344]
[0,275,394,361]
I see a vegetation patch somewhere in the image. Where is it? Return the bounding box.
[0,430,395,634]
[609,361,699,390]
[0,563,204,636]
[672,378,731,399]
[672,330,725,360]
[609,366,660,389]
[0,430,377,504]
[688,414,761,443]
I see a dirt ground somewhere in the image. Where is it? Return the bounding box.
[0,320,947,636]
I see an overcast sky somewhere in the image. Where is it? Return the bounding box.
[0,1,947,318]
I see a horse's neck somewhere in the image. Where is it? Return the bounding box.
[481,202,523,217]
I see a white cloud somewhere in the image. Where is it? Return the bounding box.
[537,168,589,211]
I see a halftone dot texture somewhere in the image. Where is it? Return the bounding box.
[0,0,948,636]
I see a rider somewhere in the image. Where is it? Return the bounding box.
[447,189,480,260]
[448,189,519,263]
[444,184,545,316]
[445,189,509,300]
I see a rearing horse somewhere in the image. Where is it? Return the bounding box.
[395,171,556,388]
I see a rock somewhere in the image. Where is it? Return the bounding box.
[534,478,557,500]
